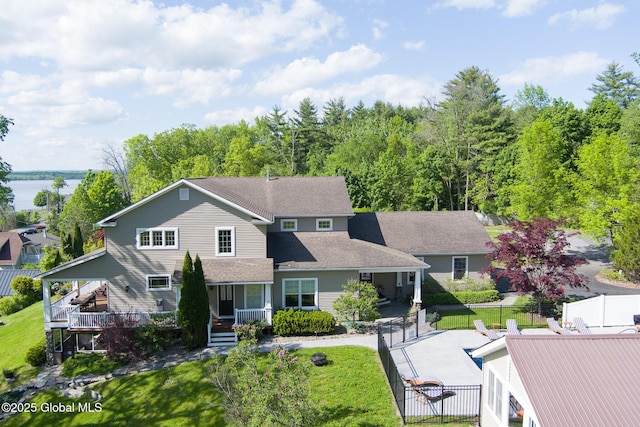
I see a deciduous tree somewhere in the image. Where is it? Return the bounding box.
[482,217,588,313]
[332,279,380,323]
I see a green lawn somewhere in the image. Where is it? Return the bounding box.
[4,346,405,427]
[0,301,44,392]
[435,304,548,330]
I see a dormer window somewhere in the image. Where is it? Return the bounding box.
[316,218,333,231]
[281,219,297,232]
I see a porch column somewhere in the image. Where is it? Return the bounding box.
[412,269,422,309]
[395,272,403,300]
[43,280,52,323]
[264,283,273,326]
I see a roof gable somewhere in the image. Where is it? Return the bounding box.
[0,232,31,266]
[348,211,492,255]
[96,176,353,226]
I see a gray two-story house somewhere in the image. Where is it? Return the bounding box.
[39,176,436,363]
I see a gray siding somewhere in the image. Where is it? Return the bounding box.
[424,254,489,283]
[273,270,357,314]
[102,186,266,312]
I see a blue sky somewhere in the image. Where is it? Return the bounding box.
[0,0,638,171]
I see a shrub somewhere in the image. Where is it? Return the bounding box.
[25,337,47,366]
[442,276,495,292]
[62,352,126,377]
[427,290,500,305]
[0,294,31,315]
[272,309,336,336]
[134,325,177,354]
[233,320,265,341]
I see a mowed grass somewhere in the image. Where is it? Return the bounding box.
[436,305,548,330]
[0,301,44,392]
[5,346,404,427]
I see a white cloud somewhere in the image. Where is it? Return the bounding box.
[499,51,609,86]
[502,0,546,17]
[372,19,389,40]
[434,0,496,11]
[204,106,268,126]
[254,44,383,96]
[403,41,425,51]
[548,3,625,30]
[280,74,441,111]
[0,0,344,71]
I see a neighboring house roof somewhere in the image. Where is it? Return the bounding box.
[348,211,492,255]
[0,269,41,297]
[96,176,354,226]
[479,335,640,427]
[0,232,32,267]
[173,258,274,285]
[37,248,107,280]
[268,231,429,271]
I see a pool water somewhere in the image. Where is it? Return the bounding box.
[464,348,483,370]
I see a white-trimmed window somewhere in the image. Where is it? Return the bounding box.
[316,218,333,231]
[137,228,178,249]
[245,284,264,309]
[179,188,189,200]
[283,278,317,309]
[147,274,171,291]
[487,369,504,422]
[281,219,297,232]
[216,227,235,256]
[452,256,468,280]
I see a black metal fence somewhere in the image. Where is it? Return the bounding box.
[378,308,432,347]
[428,302,560,331]
[377,329,482,425]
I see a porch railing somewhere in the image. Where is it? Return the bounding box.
[235,308,267,325]
[50,280,104,308]
[51,304,78,322]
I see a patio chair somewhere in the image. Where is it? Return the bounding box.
[506,319,521,335]
[547,318,574,335]
[573,317,593,335]
[474,319,500,340]
[414,381,456,415]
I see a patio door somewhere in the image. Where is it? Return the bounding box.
[218,285,234,318]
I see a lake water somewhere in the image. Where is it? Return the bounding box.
[9,179,82,211]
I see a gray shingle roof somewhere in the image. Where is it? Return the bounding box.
[348,211,492,255]
[187,176,354,221]
[506,334,640,427]
[173,258,274,284]
[268,231,428,271]
[0,269,41,297]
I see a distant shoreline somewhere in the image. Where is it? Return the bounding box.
[8,171,97,180]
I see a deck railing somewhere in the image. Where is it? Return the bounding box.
[68,311,177,329]
[51,304,78,322]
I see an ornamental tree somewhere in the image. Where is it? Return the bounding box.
[482,217,589,313]
[332,279,380,323]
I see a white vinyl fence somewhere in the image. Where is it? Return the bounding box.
[563,295,640,327]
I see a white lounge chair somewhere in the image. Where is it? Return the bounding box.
[474,319,499,340]
[573,317,593,335]
[506,319,521,335]
[547,318,574,335]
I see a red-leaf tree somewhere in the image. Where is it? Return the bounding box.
[482,217,589,313]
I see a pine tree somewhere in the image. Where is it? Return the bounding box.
[72,222,84,258]
[192,255,210,348]
[177,251,209,350]
[612,212,640,282]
